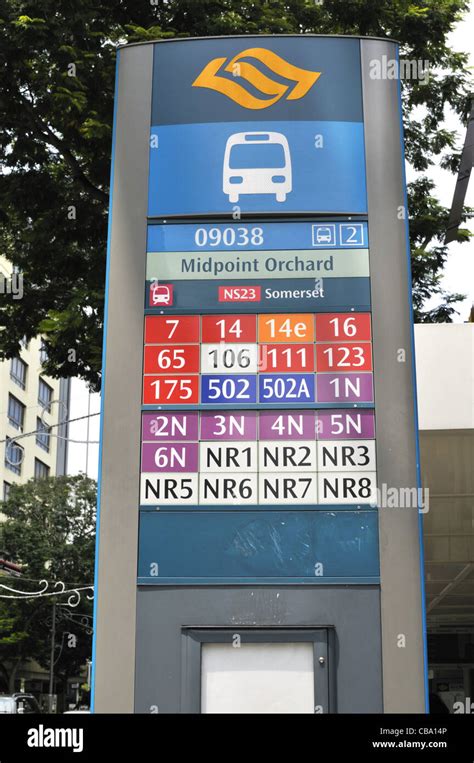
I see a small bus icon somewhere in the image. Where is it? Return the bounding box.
[312,224,336,247]
[223,131,292,203]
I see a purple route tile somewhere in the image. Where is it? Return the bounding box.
[142,412,198,442]
[259,411,316,440]
[200,411,257,440]
[316,409,376,440]
[141,442,198,472]
[316,373,374,403]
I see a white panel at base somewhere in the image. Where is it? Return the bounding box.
[201,642,314,714]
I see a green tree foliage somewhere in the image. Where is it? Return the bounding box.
[0,475,95,693]
[0,1,471,389]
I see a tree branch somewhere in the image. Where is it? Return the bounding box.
[17,93,109,204]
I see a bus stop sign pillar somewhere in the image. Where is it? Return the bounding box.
[93,35,426,714]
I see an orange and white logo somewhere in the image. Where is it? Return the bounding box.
[192,47,321,110]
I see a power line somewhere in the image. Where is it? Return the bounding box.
[1,412,100,446]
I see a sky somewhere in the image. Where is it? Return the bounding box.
[66,10,474,478]
[67,379,100,479]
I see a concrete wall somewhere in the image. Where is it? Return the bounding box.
[415,324,474,431]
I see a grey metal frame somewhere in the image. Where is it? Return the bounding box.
[181,627,333,714]
[119,33,399,51]
[93,44,153,713]
[360,38,426,712]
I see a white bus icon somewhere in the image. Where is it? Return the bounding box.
[223,131,292,203]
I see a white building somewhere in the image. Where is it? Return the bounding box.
[0,258,69,498]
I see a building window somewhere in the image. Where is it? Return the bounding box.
[5,438,23,476]
[39,341,48,365]
[34,458,50,480]
[36,417,51,453]
[3,482,11,502]
[8,395,25,432]
[10,357,27,390]
[38,378,53,413]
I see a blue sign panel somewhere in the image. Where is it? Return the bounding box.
[137,510,379,583]
[147,220,369,252]
[151,37,363,126]
[148,121,367,216]
[137,36,379,586]
[145,277,371,313]
[148,37,366,216]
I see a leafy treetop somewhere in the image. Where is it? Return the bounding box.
[0,0,471,390]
